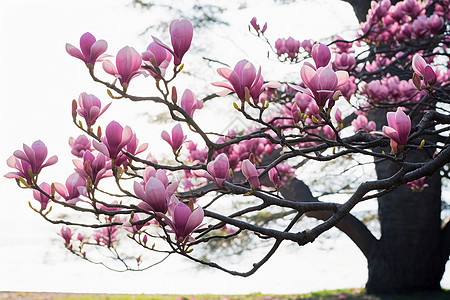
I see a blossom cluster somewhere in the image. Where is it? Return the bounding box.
[6,0,446,271]
[360,0,445,45]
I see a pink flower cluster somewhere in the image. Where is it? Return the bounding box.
[67,20,194,91]
[133,166,204,243]
[360,0,445,45]
[186,130,294,190]
[275,37,301,60]
[291,43,349,109]
[352,115,376,133]
[362,75,422,104]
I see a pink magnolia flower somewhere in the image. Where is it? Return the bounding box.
[268,168,281,188]
[412,54,437,87]
[125,133,148,156]
[134,175,178,214]
[65,32,107,68]
[428,14,444,34]
[275,37,300,59]
[291,65,348,108]
[371,0,391,21]
[54,173,87,204]
[301,39,313,53]
[5,155,32,184]
[275,38,287,56]
[76,92,111,128]
[7,140,58,178]
[180,89,203,118]
[69,135,93,158]
[212,59,280,103]
[305,100,320,120]
[153,19,193,66]
[406,177,429,192]
[197,153,231,188]
[311,43,331,68]
[73,151,113,186]
[333,53,355,72]
[33,182,53,211]
[59,227,73,245]
[164,202,204,242]
[295,92,313,113]
[338,76,357,101]
[285,37,301,59]
[161,124,187,152]
[352,115,376,133]
[122,214,147,234]
[77,233,85,242]
[142,42,172,79]
[102,46,145,89]
[93,121,133,159]
[382,107,411,149]
[323,125,336,140]
[333,35,354,54]
[93,225,117,246]
[116,132,148,167]
[220,225,237,235]
[401,0,421,19]
[289,103,300,124]
[186,141,208,162]
[241,159,260,188]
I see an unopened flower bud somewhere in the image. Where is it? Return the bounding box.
[97,126,102,139]
[72,99,78,120]
[261,22,267,33]
[172,86,178,104]
[412,73,422,90]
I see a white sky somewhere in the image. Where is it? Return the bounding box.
[0,0,448,295]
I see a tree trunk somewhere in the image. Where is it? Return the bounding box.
[365,108,446,293]
[366,166,444,293]
[337,0,448,293]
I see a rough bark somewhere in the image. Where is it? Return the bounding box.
[362,107,446,293]
[366,149,444,293]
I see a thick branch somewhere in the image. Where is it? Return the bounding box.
[280,177,378,258]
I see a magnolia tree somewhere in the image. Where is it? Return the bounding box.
[6,0,450,294]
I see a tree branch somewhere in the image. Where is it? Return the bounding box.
[280,177,378,258]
